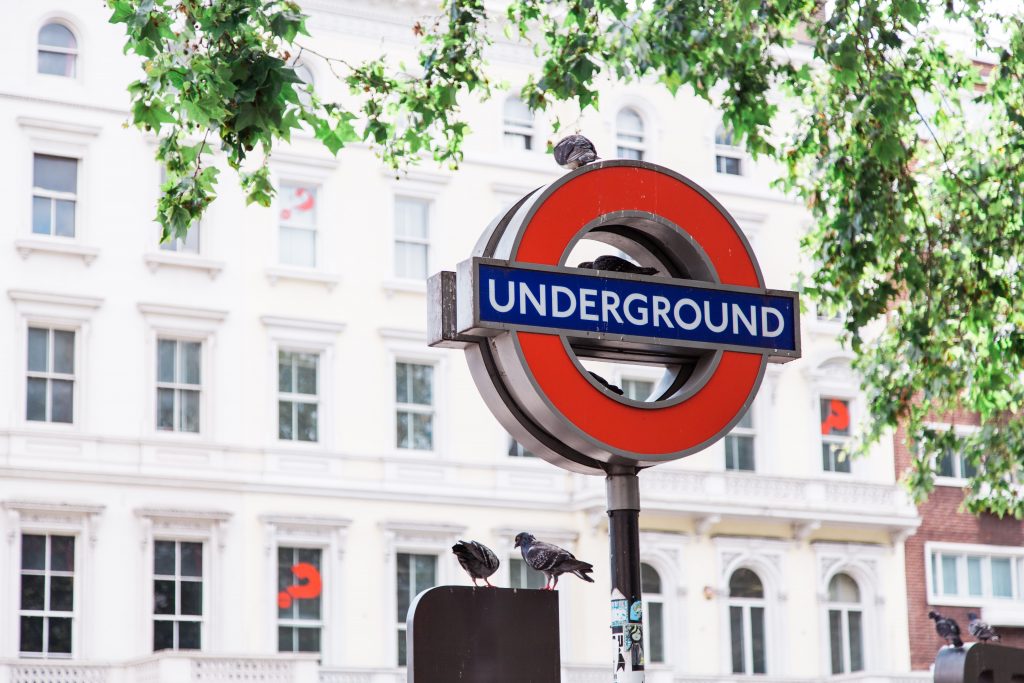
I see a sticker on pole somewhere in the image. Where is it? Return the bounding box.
[429,160,801,474]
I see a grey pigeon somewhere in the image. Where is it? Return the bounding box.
[514,532,594,590]
[553,134,599,170]
[967,612,1000,642]
[578,255,658,276]
[452,540,500,587]
[588,371,624,395]
[929,610,964,648]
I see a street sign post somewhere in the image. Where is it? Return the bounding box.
[429,159,801,681]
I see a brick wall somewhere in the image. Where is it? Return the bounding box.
[894,418,1024,670]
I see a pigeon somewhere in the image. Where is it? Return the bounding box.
[514,532,595,590]
[967,612,1000,642]
[589,371,624,395]
[452,540,500,587]
[577,255,658,276]
[553,134,599,170]
[929,610,964,648]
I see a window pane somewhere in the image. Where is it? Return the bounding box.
[716,155,742,176]
[396,363,409,403]
[50,536,75,572]
[22,535,46,570]
[154,580,175,615]
[398,629,407,667]
[157,340,176,383]
[297,591,321,620]
[396,411,410,449]
[179,390,200,433]
[829,610,844,674]
[20,616,43,653]
[28,328,49,372]
[992,558,1013,597]
[278,352,293,393]
[27,378,47,422]
[297,548,321,567]
[715,125,736,146]
[280,185,317,229]
[34,155,77,194]
[849,610,864,672]
[622,379,654,401]
[180,342,201,385]
[820,398,851,436]
[39,23,77,49]
[729,605,745,673]
[412,413,433,450]
[55,200,75,237]
[153,620,174,651]
[396,554,411,622]
[181,226,200,253]
[51,380,74,423]
[617,146,643,160]
[828,573,860,603]
[50,576,74,612]
[616,108,644,137]
[751,606,766,674]
[295,354,317,395]
[154,541,175,575]
[931,552,938,594]
[641,563,661,593]
[278,626,293,652]
[38,50,76,76]
[937,448,955,478]
[157,388,175,430]
[411,365,433,405]
[648,601,664,663]
[726,435,755,471]
[180,542,203,577]
[178,621,201,650]
[53,331,74,374]
[32,196,51,234]
[280,227,316,267]
[961,455,978,479]
[296,627,320,653]
[48,617,72,652]
[729,568,764,598]
[504,132,531,150]
[967,557,983,597]
[414,554,437,595]
[21,575,45,610]
[180,581,202,615]
[279,401,294,440]
[296,402,318,442]
[941,555,958,595]
[395,241,428,280]
[503,98,533,127]
[395,199,429,239]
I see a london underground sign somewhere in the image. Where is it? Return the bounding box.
[429,159,801,474]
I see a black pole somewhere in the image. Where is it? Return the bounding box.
[607,465,644,682]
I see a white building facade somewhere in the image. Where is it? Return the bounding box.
[0,1,923,682]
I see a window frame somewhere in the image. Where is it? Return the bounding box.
[727,568,769,675]
[819,395,854,474]
[394,360,437,453]
[276,180,321,269]
[31,153,79,239]
[155,337,203,434]
[714,122,745,177]
[640,562,666,665]
[17,533,78,659]
[36,19,80,80]
[615,107,647,161]
[928,423,980,486]
[275,544,325,653]
[392,195,433,282]
[151,538,206,652]
[502,96,535,151]
[276,349,322,444]
[724,406,757,472]
[824,572,866,675]
[925,541,1024,607]
[25,326,77,425]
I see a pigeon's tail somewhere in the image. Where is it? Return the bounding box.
[569,560,595,583]
[952,636,964,648]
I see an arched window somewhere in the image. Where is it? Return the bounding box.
[38,23,77,77]
[292,62,314,107]
[641,563,664,663]
[715,124,742,176]
[728,568,767,674]
[503,97,534,150]
[616,108,645,160]
[827,573,864,674]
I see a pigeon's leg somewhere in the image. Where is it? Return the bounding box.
[484,578,495,588]
[471,577,479,587]
[551,575,559,590]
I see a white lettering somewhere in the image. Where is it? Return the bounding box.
[579,289,599,321]
[601,291,624,324]
[552,286,577,318]
[519,282,546,316]
[704,301,728,333]
[761,307,785,338]
[652,296,674,328]
[488,279,515,313]
[673,299,701,330]
[732,303,757,336]
[623,294,649,326]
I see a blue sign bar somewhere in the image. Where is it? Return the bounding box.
[475,262,798,355]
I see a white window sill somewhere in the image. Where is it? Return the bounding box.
[265,267,340,291]
[15,237,99,265]
[935,476,970,488]
[382,279,427,296]
[927,593,1021,611]
[144,252,225,279]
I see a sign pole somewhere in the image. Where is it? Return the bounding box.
[607,465,644,681]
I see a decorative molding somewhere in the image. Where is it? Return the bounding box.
[17,116,102,137]
[792,520,821,543]
[8,289,103,309]
[4,500,105,517]
[381,279,427,296]
[143,252,225,280]
[14,238,100,265]
[379,166,452,186]
[270,150,341,171]
[135,508,232,523]
[377,326,426,342]
[137,303,228,321]
[694,514,721,537]
[492,526,579,547]
[261,315,347,334]
[264,267,340,290]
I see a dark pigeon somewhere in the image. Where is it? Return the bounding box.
[589,371,624,396]
[514,532,594,590]
[929,611,964,648]
[554,134,599,170]
[452,540,500,588]
[577,255,658,276]
[967,612,1000,642]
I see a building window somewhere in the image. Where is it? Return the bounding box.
[292,62,314,107]
[153,540,203,651]
[38,23,77,77]
[725,409,755,471]
[158,169,200,253]
[508,438,536,458]
[616,108,645,160]
[827,573,864,674]
[157,339,201,433]
[278,183,318,267]
[26,327,75,424]
[929,548,1019,600]
[509,557,546,589]
[715,124,743,176]
[728,568,767,674]
[396,362,433,450]
[503,97,534,150]
[278,547,322,653]
[19,534,75,657]
[396,553,436,666]
[32,154,77,237]
[278,350,319,442]
[622,378,654,401]
[820,397,852,473]
[642,563,665,664]
[394,197,430,280]
[936,444,978,481]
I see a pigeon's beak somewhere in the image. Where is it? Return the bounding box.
[514,539,520,548]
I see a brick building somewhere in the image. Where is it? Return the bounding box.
[897,414,1024,669]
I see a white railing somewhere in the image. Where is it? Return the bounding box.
[317,668,403,683]
[561,665,932,683]
[2,662,109,683]
[0,655,320,683]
